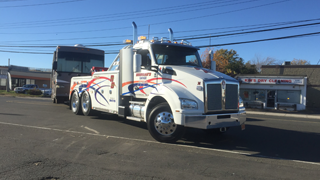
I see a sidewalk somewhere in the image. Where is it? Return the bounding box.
[246,108,320,119]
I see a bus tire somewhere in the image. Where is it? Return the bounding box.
[71,92,82,115]
[81,91,93,116]
[147,103,185,143]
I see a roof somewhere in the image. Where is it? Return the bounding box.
[262,65,320,68]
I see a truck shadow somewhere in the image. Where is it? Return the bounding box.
[179,124,320,163]
[91,113,320,163]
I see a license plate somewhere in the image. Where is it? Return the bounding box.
[241,123,245,130]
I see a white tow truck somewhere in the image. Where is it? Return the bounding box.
[69,22,246,142]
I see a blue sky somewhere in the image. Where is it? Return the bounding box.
[0,0,319,69]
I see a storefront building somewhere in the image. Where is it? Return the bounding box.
[0,65,51,90]
[237,75,307,111]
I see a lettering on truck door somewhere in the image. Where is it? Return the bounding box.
[133,50,157,98]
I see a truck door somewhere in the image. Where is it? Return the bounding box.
[133,50,157,98]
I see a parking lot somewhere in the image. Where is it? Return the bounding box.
[1,96,320,180]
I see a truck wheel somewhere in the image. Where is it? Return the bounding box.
[147,103,185,143]
[71,92,82,115]
[81,91,93,116]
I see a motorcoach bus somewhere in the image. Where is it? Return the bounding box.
[51,44,104,103]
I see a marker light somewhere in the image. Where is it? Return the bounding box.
[124,39,133,44]
[138,36,147,40]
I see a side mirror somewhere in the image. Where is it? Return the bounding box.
[151,65,158,72]
[134,53,141,72]
[52,61,57,70]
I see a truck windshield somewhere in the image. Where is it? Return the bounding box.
[152,44,202,67]
[56,52,104,73]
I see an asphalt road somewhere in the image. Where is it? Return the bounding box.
[0,96,320,180]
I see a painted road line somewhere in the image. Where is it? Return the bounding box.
[0,121,319,166]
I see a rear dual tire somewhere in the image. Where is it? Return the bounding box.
[71,92,82,115]
[81,91,94,116]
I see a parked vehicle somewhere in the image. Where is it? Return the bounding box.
[14,84,40,94]
[41,89,52,96]
[51,44,105,103]
[69,22,246,143]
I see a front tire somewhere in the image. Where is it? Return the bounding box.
[147,103,185,143]
[71,92,82,115]
[81,91,93,116]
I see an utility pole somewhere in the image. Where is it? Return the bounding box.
[148,25,150,40]
[6,58,10,92]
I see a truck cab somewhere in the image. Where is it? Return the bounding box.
[69,23,246,143]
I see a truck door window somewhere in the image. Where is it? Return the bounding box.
[139,50,151,69]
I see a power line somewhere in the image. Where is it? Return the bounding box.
[1,1,301,35]
[0,0,254,29]
[0,0,28,2]
[0,0,84,8]
[2,18,320,44]
[179,21,320,40]
[0,0,229,27]
[147,0,290,26]
[197,31,320,48]
[2,31,320,54]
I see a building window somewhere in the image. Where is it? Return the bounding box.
[12,78,19,88]
[0,78,6,86]
[277,90,301,104]
[240,89,266,102]
[31,79,35,84]
[26,79,31,84]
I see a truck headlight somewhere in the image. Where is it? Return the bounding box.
[181,99,198,109]
[239,97,244,108]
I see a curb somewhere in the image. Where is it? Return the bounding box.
[246,111,320,119]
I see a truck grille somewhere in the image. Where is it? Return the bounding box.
[205,80,239,113]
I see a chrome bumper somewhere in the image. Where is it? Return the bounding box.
[183,110,246,129]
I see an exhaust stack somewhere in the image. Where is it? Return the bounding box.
[132,22,137,45]
[168,28,173,41]
[209,50,216,71]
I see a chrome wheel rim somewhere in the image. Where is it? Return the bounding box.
[154,111,176,136]
[72,93,79,112]
[82,92,89,112]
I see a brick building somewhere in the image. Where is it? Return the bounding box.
[261,65,320,109]
[0,65,51,91]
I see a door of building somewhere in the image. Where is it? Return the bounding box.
[267,90,276,108]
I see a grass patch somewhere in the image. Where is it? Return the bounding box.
[0,90,48,98]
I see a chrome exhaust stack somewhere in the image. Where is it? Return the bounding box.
[132,22,137,45]
[168,28,173,41]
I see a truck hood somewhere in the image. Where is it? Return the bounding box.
[160,65,237,82]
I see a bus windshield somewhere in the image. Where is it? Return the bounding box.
[56,52,104,73]
[152,44,202,67]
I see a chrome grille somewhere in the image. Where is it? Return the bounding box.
[205,80,239,113]
[207,84,222,111]
[225,84,238,109]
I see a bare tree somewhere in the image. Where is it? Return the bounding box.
[291,59,310,65]
[249,54,281,72]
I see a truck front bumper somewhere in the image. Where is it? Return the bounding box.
[183,110,246,129]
